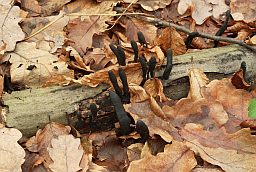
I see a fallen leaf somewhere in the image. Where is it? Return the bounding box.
[230,0,256,23]
[231,69,250,89]
[127,141,197,172]
[26,122,70,165]
[177,0,212,25]
[92,134,128,171]
[0,127,25,172]
[5,42,73,87]
[137,0,173,11]
[181,123,256,172]
[156,27,186,55]
[144,78,167,102]
[0,0,25,52]
[48,134,84,172]
[125,101,180,142]
[124,18,158,45]
[207,0,229,19]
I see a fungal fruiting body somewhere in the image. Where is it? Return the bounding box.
[162,48,173,80]
[131,40,139,62]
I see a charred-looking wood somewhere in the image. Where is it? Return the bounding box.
[131,40,139,62]
[139,56,148,86]
[185,31,199,48]
[75,111,85,129]
[108,70,123,98]
[89,103,98,122]
[135,120,149,143]
[109,91,132,136]
[4,75,14,94]
[137,31,147,47]
[117,45,126,66]
[162,48,173,80]
[214,10,231,47]
[148,56,157,79]
[118,68,130,104]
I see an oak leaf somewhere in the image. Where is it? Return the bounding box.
[48,135,84,172]
[0,128,25,172]
[5,42,72,87]
[0,0,25,52]
[127,141,197,172]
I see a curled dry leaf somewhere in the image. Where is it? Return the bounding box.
[5,42,73,87]
[181,123,256,172]
[188,68,209,101]
[48,135,84,172]
[0,0,25,52]
[144,78,167,102]
[231,69,250,89]
[156,27,186,55]
[0,128,25,172]
[127,141,197,172]
[129,83,150,103]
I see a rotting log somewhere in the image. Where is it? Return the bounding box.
[2,44,256,137]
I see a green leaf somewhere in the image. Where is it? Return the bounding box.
[248,98,256,118]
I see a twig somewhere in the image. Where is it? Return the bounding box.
[106,0,137,31]
[67,12,146,17]
[140,16,256,53]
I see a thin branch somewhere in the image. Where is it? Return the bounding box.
[67,12,147,17]
[140,16,256,53]
[106,0,137,31]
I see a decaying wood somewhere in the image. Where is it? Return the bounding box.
[2,44,256,137]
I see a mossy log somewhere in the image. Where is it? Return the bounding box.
[2,45,256,137]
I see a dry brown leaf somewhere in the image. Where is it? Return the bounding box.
[144,78,167,102]
[20,0,42,17]
[0,127,25,172]
[202,78,253,132]
[181,123,256,172]
[247,35,256,45]
[156,27,186,55]
[207,0,229,19]
[40,0,71,16]
[137,0,173,11]
[124,18,157,45]
[163,98,229,130]
[178,0,212,25]
[78,63,142,87]
[92,134,128,171]
[188,68,209,101]
[26,123,70,166]
[231,69,250,89]
[48,134,84,172]
[127,143,144,162]
[125,101,179,142]
[230,0,256,23]
[67,17,101,54]
[0,0,25,52]
[24,12,69,53]
[127,141,197,172]
[5,42,73,87]
[129,83,150,103]
[192,167,224,172]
